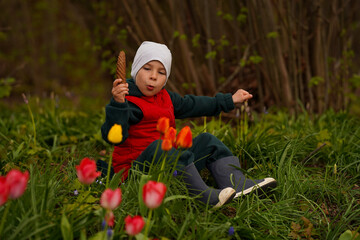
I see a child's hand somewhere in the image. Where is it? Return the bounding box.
[232,89,253,104]
[112,79,129,103]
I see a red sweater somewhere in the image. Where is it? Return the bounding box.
[112,89,175,179]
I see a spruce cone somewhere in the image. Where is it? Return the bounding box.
[116,51,126,84]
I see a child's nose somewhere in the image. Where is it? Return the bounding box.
[150,70,157,80]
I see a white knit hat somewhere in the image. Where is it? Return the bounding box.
[130,41,172,84]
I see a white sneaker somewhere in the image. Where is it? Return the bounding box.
[214,187,236,208]
[234,177,277,198]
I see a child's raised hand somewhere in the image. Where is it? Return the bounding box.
[112,79,129,103]
[232,89,253,104]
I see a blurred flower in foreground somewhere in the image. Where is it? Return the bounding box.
[105,211,115,227]
[76,158,101,184]
[176,126,192,149]
[0,176,9,206]
[22,93,29,104]
[74,189,79,196]
[156,117,170,135]
[164,127,176,143]
[161,127,177,151]
[161,139,173,151]
[101,220,106,230]
[142,181,167,209]
[173,170,178,177]
[100,188,122,210]
[228,226,234,236]
[6,169,29,199]
[107,124,123,144]
[107,228,113,239]
[125,215,145,236]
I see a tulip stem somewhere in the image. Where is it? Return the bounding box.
[150,140,161,173]
[157,152,168,182]
[143,209,153,239]
[25,100,36,147]
[0,200,11,236]
[106,150,113,188]
[168,149,182,182]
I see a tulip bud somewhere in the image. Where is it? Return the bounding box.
[176,126,193,149]
[161,139,173,151]
[163,127,176,143]
[156,117,170,135]
[6,169,29,199]
[142,181,167,209]
[107,124,123,144]
[0,176,9,206]
[125,215,145,236]
[76,158,101,185]
[100,188,122,210]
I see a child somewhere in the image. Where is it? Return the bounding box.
[101,41,276,207]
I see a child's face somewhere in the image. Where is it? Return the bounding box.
[135,60,167,96]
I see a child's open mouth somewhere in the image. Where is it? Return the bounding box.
[147,85,154,91]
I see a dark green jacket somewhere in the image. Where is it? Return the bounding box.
[101,79,235,144]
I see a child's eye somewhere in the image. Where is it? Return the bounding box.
[159,71,166,75]
[143,67,150,71]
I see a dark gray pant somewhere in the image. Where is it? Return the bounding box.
[133,132,233,173]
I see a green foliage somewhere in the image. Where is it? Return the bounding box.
[208,39,215,46]
[173,31,187,40]
[218,76,226,84]
[0,77,14,98]
[181,83,196,90]
[339,229,360,240]
[266,31,279,39]
[236,13,247,23]
[192,34,201,47]
[349,74,360,87]
[0,31,7,41]
[309,76,324,87]
[222,13,234,21]
[240,55,263,67]
[249,55,263,64]
[205,51,217,59]
[1,98,360,239]
[220,35,230,47]
[61,213,73,240]
[189,110,360,238]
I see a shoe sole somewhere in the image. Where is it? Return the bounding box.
[234,177,277,198]
[214,187,236,208]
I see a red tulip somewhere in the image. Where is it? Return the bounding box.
[125,215,145,236]
[142,181,167,209]
[0,176,9,206]
[161,139,173,151]
[76,158,101,185]
[105,211,115,227]
[163,127,176,143]
[100,188,122,210]
[176,126,193,149]
[156,117,170,135]
[6,169,29,199]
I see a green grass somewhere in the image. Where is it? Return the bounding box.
[0,97,359,239]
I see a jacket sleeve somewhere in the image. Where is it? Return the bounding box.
[168,91,235,119]
[101,97,143,145]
